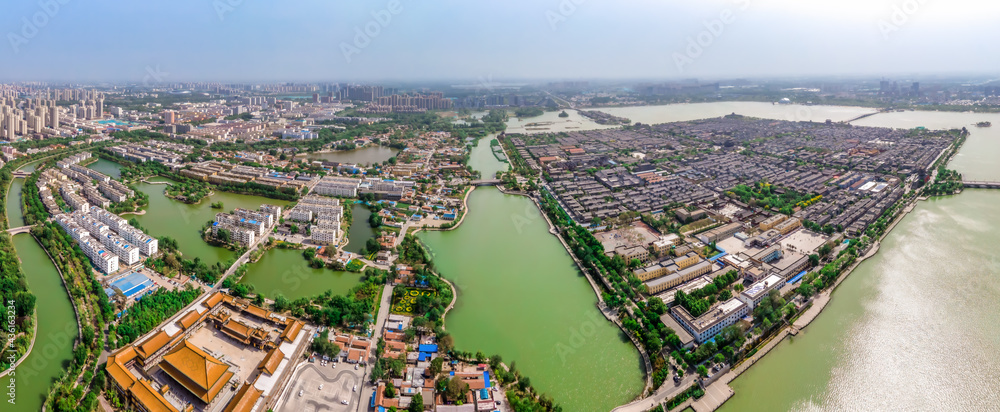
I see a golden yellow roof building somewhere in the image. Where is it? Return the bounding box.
[223,382,263,412]
[159,340,234,404]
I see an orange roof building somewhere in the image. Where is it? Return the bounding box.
[280,320,303,342]
[107,347,180,412]
[257,347,284,375]
[136,330,173,361]
[131,379,180,412]
[159,340,235,404]
[223,382,263,412]
[107,346,138,393]
[244,304,271,320]
[178,310,203,330]
[220,319,252,345]
[204,292,224,309]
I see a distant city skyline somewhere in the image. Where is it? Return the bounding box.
[2,0,1000,82]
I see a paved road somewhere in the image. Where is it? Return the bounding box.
[611,373,697,412]
[394,221,412,246]
[357,284,394,412]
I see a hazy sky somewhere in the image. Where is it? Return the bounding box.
[2,0,999,82]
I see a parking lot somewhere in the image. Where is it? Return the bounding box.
[277,362,363,412]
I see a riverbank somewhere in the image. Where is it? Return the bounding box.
[707,136,968,411]
[526,190,655,392]
[0,303,36,379]
[433,180,656,396]
[33,233,84,338]
[694,196,915,412]
[408,185,475,235]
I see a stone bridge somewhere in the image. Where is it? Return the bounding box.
[962,180,1000,189]
[469,179,500,186]
[7,226,32,235]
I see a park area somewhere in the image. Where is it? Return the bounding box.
[728,181,817,215]
[391,287,437,315]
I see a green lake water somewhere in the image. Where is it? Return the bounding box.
[418,138,644,411]
[303,146,399,165]
[129,177,292,266]
[85,158,124,179]
[238,247,361,301]
[344,204,376,255]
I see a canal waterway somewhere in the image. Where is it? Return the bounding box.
[9,234,78,412]
[7,177,26,227]
[344,204,376,255]
[417,138,644,411]
[6,159,77,412]
[6,159,47,228]
[467,134,509,180]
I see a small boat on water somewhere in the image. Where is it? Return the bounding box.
[976,121,992,127]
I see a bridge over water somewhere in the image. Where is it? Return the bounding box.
[7,226,32,235]
[469,179,501,186]
[962,180,1000,189]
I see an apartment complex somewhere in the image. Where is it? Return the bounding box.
[55,214,119,274]
[213,205,281,246]
[312,176,361,197]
